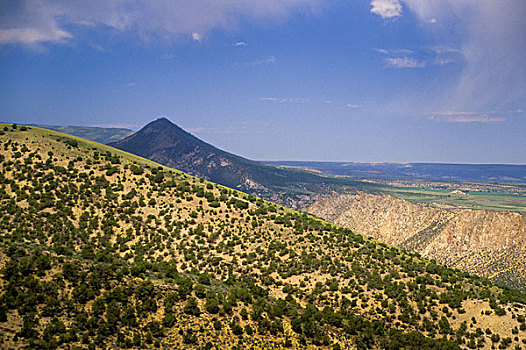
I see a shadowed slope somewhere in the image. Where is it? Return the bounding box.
[109,117,369,196]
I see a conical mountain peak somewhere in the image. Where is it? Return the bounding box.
[110,117,207,153]
[141,117,186,135]
[109,118,328,196]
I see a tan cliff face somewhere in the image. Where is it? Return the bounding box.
[304,192,526,289]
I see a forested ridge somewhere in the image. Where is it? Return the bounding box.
[1,124,525,349]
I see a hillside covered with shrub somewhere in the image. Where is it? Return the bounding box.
[1,124,526,349]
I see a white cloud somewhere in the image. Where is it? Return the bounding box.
[373,48,389,54]
[192,32,202,42]
[370,0,403,19]
[374,48,413,55]
[0,0,325,46]
[233,41,247,47]
[260,97,308,103]
[252,56,276,66]
[385,56,425,68]
[345,103,360,109]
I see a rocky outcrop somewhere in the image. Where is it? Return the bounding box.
[304,192,526,289]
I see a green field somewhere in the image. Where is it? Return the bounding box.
[384,186,526,212]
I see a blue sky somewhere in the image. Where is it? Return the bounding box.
[1,0,525,163]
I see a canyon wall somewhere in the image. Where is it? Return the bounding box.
[304,192,526,289]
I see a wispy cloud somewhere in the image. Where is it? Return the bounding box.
[385,56,425,68]
[124,82,137,87]
[252,56,276,66]
[433,57,455,66]
[402,0,526,111]
[375,45,460,68]
[90,44,105,52]
[430,115,506,123]
[260,97,308,103]
[428,110,514,123]
[374,47,414,55]
[373,48,389,54]
[428,45,461,66]
[429,45,460,55]
[345,103,360,109]
[233,41,247,47]
[372,2,525,112]
[370,0,403,19]
[0,1,324,46]
[0,27,72,46]
[432,111,477,116]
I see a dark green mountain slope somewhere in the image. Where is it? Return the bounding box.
[109,118,375,197]
[30,124,135,144]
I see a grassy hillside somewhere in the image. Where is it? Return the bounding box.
[1,123,526,349]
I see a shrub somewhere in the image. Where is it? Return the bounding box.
[61,138,78,148]
[184,297,201,316]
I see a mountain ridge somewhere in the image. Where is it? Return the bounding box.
[28,124,135,145]
[109,117,371,197]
